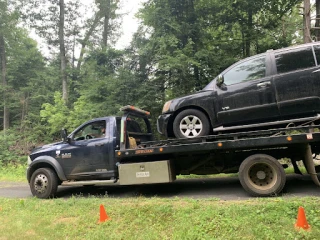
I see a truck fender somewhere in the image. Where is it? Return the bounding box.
[27,155,67,182]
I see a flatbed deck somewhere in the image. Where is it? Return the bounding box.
[116,125,320,158]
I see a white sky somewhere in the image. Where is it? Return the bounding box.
[30,0,147,56]
[116,0,147,49]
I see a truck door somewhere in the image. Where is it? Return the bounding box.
[58,119,115,180]
[216,54,279,125]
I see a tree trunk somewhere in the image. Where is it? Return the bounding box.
[0,34,9,131]
[316,0,320,41]
[102,0,111,48]
[77,10,104,71]
[245,8,253,57]
[303,0,311,43]
[59,0,68,102]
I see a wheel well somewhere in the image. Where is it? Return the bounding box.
[167,106,212,137]
[28,163,58,183]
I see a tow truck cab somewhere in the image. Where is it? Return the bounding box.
[27,106,153,184]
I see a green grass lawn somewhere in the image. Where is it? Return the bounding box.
[0,165,319,239]
[0,197,319,240]
[0,164,27,182]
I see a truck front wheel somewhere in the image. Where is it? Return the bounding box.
[239,154,286,197]
[30,168,58,199]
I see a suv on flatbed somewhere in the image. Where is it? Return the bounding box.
[157,42,320,138]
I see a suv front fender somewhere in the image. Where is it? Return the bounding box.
[27,155,67,182]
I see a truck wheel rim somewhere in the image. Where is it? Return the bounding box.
[180,115,203,138]
[34,174,49,194]
[248,163,277,190]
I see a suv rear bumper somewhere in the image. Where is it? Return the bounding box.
[157,113,172,136]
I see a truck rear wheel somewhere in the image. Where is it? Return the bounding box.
[239,154,286,197]
[30,168,58,199]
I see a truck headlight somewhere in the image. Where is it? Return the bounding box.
[162,101,172,113]
[27,156,32,166]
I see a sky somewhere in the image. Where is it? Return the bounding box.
[116,0,147,49]
[30,0,147,56]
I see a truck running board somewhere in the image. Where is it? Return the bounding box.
[61,179,118,186]
[213,114,320,132]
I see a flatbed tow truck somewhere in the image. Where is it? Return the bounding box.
[27,106,320,198]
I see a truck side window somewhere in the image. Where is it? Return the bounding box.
[223,56,266,86]
[73,120,106,141]
[275,47,315,74]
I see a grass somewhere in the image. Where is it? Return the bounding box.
[0,197,319,239]
[0,164,27,182]
[0,165,319,239]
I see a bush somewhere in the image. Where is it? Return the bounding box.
[0,130,25,166]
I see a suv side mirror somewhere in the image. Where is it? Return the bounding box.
[61,129,69,143]
[217,74,224,86]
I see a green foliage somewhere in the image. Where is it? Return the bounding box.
[40,92,70,136]
[0,130,25,165]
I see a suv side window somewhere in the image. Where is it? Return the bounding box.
[275,47,315,74]
[223,56,266,86]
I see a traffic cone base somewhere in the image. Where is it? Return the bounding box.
[99,204,110,223]
[295,206,310,231]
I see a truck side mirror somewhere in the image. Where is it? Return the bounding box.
[61,129,68,143]
[217,74,224,86]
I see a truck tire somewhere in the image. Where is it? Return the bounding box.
[30,168,58,199]
[239,154,286,197]
[173,109,210,138]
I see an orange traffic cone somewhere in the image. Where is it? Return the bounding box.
[99,204,110,223]
[295,206,310,230]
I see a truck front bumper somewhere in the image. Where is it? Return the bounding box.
[157,113,172,137]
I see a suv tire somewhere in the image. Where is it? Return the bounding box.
[173,109,210,138]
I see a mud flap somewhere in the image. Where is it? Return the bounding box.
[302,144,320,186]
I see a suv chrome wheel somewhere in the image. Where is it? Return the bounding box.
[179,115,203,138]
[173,109,210,138]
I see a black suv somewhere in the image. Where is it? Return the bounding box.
[157,43,320,138]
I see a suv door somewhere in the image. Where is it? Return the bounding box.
[216,54,279,125]
[273,45,320,117]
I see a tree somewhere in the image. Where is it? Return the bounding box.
[0,0,19,131]
[303,0,311,43]
[59,0,68,102]
[23,0,82,103]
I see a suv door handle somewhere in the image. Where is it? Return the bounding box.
[257,81,271,87]
[95,143,105,147]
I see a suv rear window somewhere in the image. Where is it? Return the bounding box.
[275,47,315,74]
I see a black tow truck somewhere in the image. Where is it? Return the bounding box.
[27,106,320,198]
